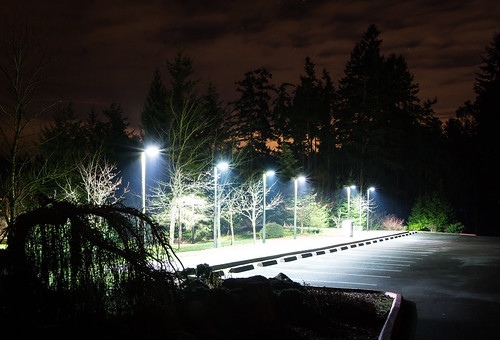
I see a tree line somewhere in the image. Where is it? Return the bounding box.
[1,24,499,237]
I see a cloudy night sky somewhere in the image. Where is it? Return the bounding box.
[2,0,500,130]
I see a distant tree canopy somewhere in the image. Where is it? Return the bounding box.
[3,24,499,234]
[445,32,500,234]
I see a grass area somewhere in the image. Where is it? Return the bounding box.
[170,227,343,253]
[171,235,257,253]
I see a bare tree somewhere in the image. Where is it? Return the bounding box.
[235,177,283,243]
[219,185,240,245]
[151,170,211,246]
[0,23,56,225]
[59,154,127,205]
[149,100,215,245]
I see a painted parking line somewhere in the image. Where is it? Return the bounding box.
[303,279,378,287]
[287,264,402,273]
[317,259,411,267]
[335,254,419,263]
[263,268,391,279]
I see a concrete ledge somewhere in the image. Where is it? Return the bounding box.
[379,291,403,340]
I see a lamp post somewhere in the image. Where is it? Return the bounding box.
[213,162,229,248]
[262,170,275,244]
[294,176,306,240]
[141,146,159,242]
[346,185,356,219]
[141,146,160,215]
[367,187,375,230]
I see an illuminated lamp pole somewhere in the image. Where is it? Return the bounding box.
[141,146,160,242]
[213,161,229,248]
[294,176,306,240]
[262,170,275,244]
[367,187,375,230]
[346,185,356,219]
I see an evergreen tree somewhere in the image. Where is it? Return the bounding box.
[288,58,334,176]
[446,33,500,234]
[230,68,277,175]
[335,25,442,216]
[199,82,229,155]
[166,51,200,112]
[141,69,168,145]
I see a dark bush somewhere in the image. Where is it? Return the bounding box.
[259,222,285,239]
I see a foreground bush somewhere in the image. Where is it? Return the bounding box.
[0,198,186,336]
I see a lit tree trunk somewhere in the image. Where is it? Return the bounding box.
[251,206,257,244]
[169,200,176,245]
[229,209,235,245]
[177,205,182,248]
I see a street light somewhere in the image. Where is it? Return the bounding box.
[262,170,275,244]
[141,146,160,243]
[367,187,375,230]
[346,185,356,219]
[294,176,306,240]
[213,161,229,248]
[141,146,160,215]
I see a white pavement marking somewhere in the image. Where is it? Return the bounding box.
[335,253,418,263]
[303,279,378,287]
[320,259,411,267]
[262,268,391,279]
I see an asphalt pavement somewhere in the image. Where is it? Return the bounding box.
[172,231,500,340]
[172,229,400,271]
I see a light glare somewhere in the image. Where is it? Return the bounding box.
[145,146,160,156]
[217,161,229,171]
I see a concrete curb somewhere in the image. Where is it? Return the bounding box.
[379,291,403,340]
[213,231,417,274]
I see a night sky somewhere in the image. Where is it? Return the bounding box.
[3,0,500,130]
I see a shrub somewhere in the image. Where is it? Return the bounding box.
[445,222,465,234]
[407,192,456,232]
[380,214,405,231]
[260,222,285,239]
[193,225,211,242]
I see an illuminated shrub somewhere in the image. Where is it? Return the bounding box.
[380,214,405,230]
[408,193,457,232]
[259,222,285,239]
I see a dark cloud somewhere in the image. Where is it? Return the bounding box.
[2,0,499,127]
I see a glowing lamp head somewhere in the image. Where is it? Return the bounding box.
[297,176,306,183]
[145,146,160,157]
[265,170,275,177]
[368,187,375,192]
[217,161,229,171]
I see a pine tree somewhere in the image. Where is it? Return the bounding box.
[230,68,277,175]
[335,25,442,216]
[140,69,168,145]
